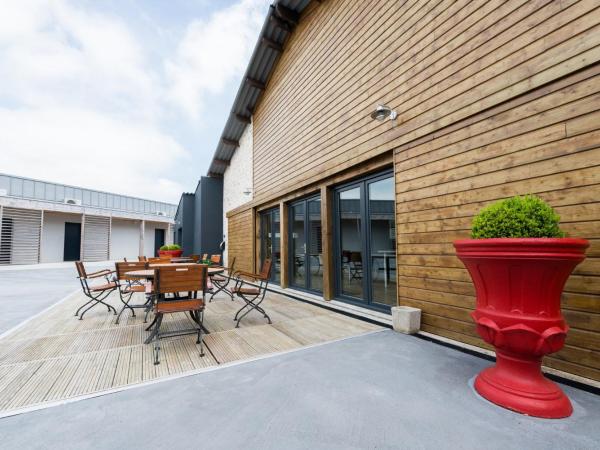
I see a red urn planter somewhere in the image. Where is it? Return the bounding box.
[158,249,183,258]
[454,238,588,419]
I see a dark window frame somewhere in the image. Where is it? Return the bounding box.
[333,168,395,312]
[288,194,322,294]
[259,207,280,284]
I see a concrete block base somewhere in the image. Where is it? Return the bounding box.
[392,306,421,334]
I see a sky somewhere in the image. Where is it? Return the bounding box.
[0,0,271,204]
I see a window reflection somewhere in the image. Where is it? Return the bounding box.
[339,187,363,299]
[368,177,396,307]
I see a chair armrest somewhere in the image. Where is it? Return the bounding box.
[88,270,115,279]
[235,270,265,281]
[88,268,110,276]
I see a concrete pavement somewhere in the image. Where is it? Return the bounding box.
[0,330,598,450]
[0,262,109,335]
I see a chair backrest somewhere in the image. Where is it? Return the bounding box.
[259,258,273,280]
[342,250,352,263]
[202,253,208,261]
[210,254,221,265]
[228,256,236,272]
[350,252,362,263]
[75,261,87,278]
[148,256,171,264]
[190,254,200,262]
[115,261,147,281]
[154,265,207,295]
[138,256,148,262]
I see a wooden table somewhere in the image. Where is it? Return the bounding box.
[125,267,224,278]
[171,257,194,263]
[376,250,396,287]
[126,266,224,340]
[148,262,196,269]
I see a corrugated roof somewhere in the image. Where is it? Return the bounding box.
[206,0,312,177]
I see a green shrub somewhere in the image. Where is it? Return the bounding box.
[471,195,565,239]
[159,244,181,251]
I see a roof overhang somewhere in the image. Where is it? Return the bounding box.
[206,0,313,177]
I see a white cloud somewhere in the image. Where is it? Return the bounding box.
[0,0,159,118]
[165,0,269,119]
[0,0,269,202]
[0,107,187,202]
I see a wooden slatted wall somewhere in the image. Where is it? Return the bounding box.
[227,208,254,273]
[252,0,600,203]
[235,0,600,380]
[395,68,600,381]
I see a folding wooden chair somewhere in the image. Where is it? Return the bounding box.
[114,261,151,324]
[209,256,237,302]
[231,259,273,327]
[189,254,200,263]
[210,254,221,265]
[349,252,363,281]
[148,256,171,264]
[74,262,117,320]
[138,256,148,262]
[146,265,208,365]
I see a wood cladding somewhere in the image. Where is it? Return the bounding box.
[394,69,600,382]
[227,208,254,274]
[252,0,600,202]
[227,0,600,381]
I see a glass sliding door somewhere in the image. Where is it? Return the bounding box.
[334,170,396,311]
[290,202,306,287]
[338,186,364,299]
[272,209,280,283]
[307,197,323,292]
[260,208,280,284]
[368,177,396,307]
[288,195,322,293]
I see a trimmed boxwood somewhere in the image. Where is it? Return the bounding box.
[159,244,181,251]
[471,195,565,239]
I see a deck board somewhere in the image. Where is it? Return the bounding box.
[0,288,382,414]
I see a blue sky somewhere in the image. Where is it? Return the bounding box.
[0,0,271,203]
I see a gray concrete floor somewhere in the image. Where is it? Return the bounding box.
[0,267,78,335]
[0,262,110,335]
[0,330,598,450]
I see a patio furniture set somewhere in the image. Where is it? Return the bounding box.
[75,254,273,365]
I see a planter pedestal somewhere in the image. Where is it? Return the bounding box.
[455,238,588,419]
[475,350,572,418]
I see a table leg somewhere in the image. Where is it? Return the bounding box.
[384,254,388,288]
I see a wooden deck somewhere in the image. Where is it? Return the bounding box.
[0,287,381,415]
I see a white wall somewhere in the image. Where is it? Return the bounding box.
[110,219,140,260]
[38,215,169,262]
[41,212,81,263]
[143,221,168,257]
[222,120,253,265]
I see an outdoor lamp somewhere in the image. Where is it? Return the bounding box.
[243,187,252,196]
[370,104,397,122]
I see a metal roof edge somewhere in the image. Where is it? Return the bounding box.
[205,0,312,177]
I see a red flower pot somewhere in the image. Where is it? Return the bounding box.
[454,238,588,418]
[158,249,183,258]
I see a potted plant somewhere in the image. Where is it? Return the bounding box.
[454,195,588,418]
[158,244,183,258]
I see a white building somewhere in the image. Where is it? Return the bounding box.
[0,173,176,264]
[221,121,253,265]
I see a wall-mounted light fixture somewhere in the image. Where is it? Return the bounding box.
[370,104,397,122]
[243,187,252,196]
